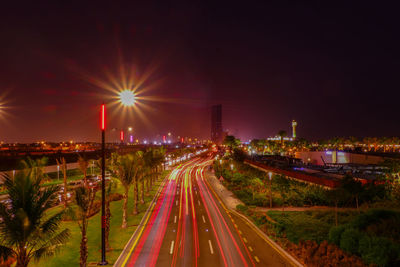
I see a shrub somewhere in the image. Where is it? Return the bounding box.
[235,188,253,205]
[236,204,248,213]
[350,209,399,230]
[339,228,362,254]
[252,194,268,206]
[359,235,400,266]
[328,225,346,246]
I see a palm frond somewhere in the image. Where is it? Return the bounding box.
[0,245,15,262]
[31,228,70,261]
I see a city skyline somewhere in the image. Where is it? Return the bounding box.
[1,1,400,142]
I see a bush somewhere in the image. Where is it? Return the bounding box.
[235,188,253,205]
[328,225,346,246]
[359,235,400,266]
[252,194,268,206]
[236,204,248,213]
[350,209,399,230]
[339,228,362,254]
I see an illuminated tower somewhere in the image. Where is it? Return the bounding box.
[292,120,297,139]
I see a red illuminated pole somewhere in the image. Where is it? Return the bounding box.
[120,130,124,144]
[100,103,107,265]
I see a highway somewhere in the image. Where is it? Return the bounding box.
[115,157,293,267]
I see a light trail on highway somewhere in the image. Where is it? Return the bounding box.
[115,157,291,267]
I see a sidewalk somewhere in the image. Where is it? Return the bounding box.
[205,170,244,210]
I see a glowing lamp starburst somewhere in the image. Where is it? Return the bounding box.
[119,90,136,106]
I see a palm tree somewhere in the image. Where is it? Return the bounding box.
[94,157,112,250]
[277,130,287,146]
[113,153,137,228]
[19,157,49,182]
[56,157,68,209]
[77,155,89,186]
[74,186,97,267]
[154,147,166,181]
[223,135,240,150]
[132,152,144,215]
[0,171,70,267]
[348,136,359,150]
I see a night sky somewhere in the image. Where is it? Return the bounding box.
[1,1,399,143]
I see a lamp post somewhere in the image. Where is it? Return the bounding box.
[268,172,272,208]
[98,90,135,265]
[99,103,107,265]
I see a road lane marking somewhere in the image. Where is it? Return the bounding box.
[254,256,260,263]
[248,246,253,252]
[174,215,177,223]
[234,224,238,228]
[170,241,174,254]
[238,230,242,235]
[202,215,206,223]
[243,237,248,243]
[176,200,178,206]
[208,240,214,254]
[198,200,201,205]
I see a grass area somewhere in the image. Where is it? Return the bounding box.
[266,210,359,243]
[42,174,83,187]
[31,170,170,266]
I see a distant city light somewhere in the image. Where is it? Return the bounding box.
[120,130,124,142]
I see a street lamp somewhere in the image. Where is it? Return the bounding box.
[99,90,136,265]
[99,103,107,266]
[268,172,272,208]
[119,90,136,106]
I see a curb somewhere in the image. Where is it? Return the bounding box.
[204,171,304,267]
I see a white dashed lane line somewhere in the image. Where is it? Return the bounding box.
[170,241,174,254]
[208,240,214,254]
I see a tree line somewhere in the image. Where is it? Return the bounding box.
[0,147,167,267]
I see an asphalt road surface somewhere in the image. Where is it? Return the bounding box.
[115,157,294,267]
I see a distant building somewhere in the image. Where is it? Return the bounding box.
[211,105,223,144]
[292,120,297,138]
[295,151,390,165]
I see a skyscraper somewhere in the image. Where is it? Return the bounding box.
[211,105,223,144]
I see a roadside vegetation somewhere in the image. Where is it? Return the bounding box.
[216,140,400,266]
[0,146,177,266]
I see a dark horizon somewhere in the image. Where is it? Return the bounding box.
[1,1,400,143]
